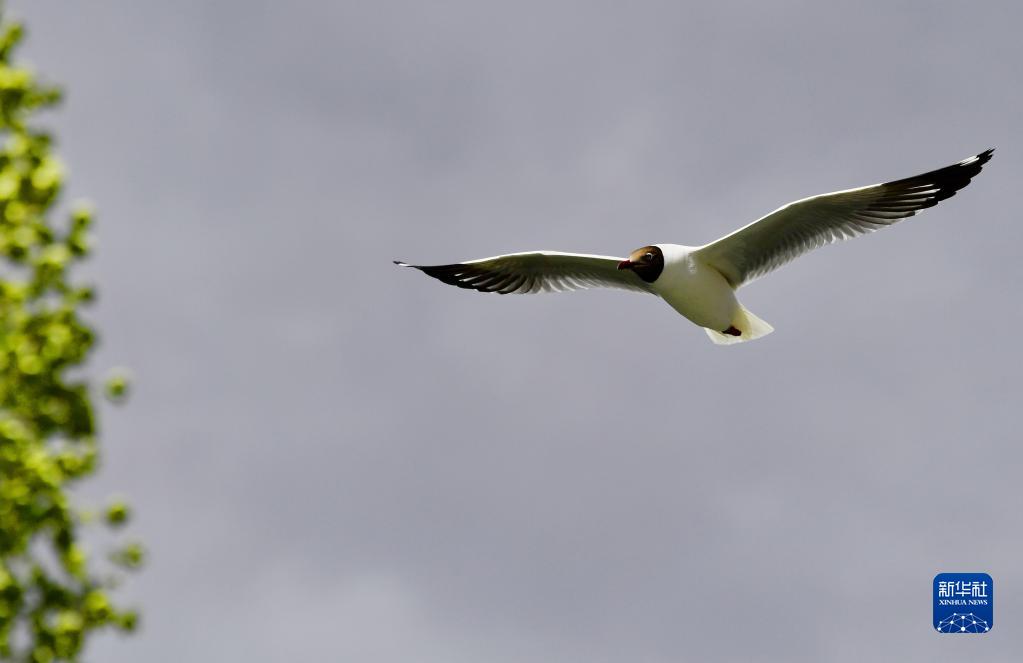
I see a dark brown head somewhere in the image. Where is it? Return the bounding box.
[617,245,664,283]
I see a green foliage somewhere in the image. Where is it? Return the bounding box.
[0,14,140,662]
[102,370,130,404]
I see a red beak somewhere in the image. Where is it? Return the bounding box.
[617,259,632,271]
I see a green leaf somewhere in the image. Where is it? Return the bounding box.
[0,9,141,661]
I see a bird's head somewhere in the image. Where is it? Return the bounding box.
[617,245,664,283]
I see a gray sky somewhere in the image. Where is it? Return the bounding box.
[11,1,1023,661]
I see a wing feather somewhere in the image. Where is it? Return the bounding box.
[696,149,994,287]
[395,251,654,295]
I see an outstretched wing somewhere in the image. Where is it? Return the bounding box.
[394,251,654,295]
[696,149,994,287]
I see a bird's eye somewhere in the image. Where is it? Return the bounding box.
[644,252,654,261]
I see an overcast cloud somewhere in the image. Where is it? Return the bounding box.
[10,1,1023,661]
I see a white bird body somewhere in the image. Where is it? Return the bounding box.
[397,150,993,345]
[651,244,736,330]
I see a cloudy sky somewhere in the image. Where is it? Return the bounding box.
[11,1,1022,661]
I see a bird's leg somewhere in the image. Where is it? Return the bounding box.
[723,325,742,337]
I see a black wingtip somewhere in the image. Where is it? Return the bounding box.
[393,260,411,267]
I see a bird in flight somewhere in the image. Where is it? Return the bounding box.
[396,149,993,344]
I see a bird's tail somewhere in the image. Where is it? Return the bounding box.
[704,305,774,345]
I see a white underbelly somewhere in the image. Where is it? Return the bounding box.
[654,253,738,330]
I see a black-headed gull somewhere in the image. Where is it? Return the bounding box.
[397,149,993,344]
